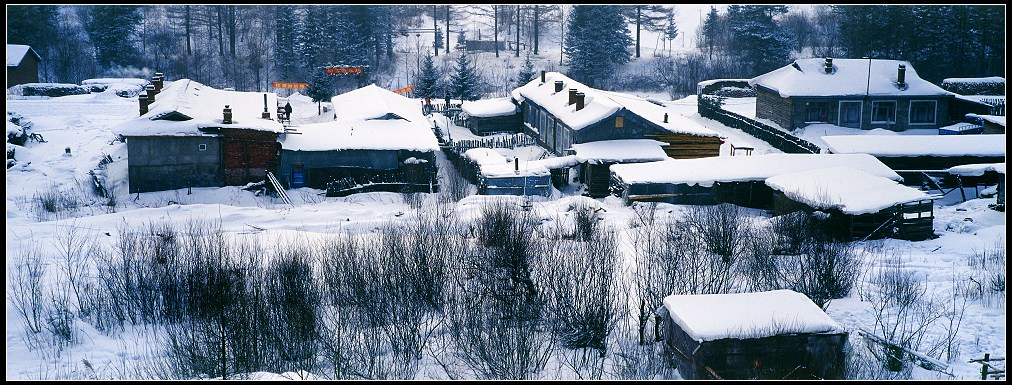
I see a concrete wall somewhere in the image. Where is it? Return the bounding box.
[127,136,223,193]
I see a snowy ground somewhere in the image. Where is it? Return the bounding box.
[5,87,1005,380]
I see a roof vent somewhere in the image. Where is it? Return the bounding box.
[824,58,833,74]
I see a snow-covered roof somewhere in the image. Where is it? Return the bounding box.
[821,134,1006,157]
[749,58,953,98]
[280,118,439,152]
[966,114,1006,127]
[946,163,1006,176]
[460,97,519,118]
[116,79,284,137]
[610,153,900,187]
[6,44,41,67]
[696,78,751,88]
[765,166,934,215]
[570,139,669,164]
[463,147,579,177]
[511,72,720,137]
[662,290,845,342]
[82,78,149,87]
[942,76,1005,85]
[330,84,426,123]
[939,122,984,133]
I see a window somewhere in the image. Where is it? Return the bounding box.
[871,101,897,124]
[909,100,937,125]
[803,102,830,123]
[198,143,207,151]
[838,101,862,127]
[615,116,624,128]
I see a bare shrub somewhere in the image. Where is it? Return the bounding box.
[438,157,473,204]
[682,203,751,263]
[966,239,1005,308]
[8,243,47,336]
[52,223,96,315]
[31,183,83,221]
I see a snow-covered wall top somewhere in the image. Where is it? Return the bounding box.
[821,134,1006,157]
[460,97,519,118]
[570,139,669,164]
[512,72,719,137]
[946,163,1006,176]
[749,58,953,98]
[966,114,1006,127]
[610,153,900,187]
[6,44,38,66]
[942,76,1005,85]
[464,147,579,177]
[116,79,284,137]
[330,84,426,123]
[765,166,933,215]
[662,290,845,342]
[279,118,439,152]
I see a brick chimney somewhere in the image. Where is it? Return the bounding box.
[897,64,906,87]
[152,72,164,92]
[138,91,149,116]
[223,105,233,124]
[568,88,578,105]
[145,84,157,99]
[554,80,563,93]
[575,92,585,111]
[824,58,833,74]
[262,94,271,119]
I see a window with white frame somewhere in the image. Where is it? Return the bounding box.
[838,101,862,127]
[198,143,207,151]
[871,101,897,123]
[803,101,830,123]
[909,100,937,124]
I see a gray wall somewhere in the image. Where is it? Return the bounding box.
[127,136,223,193]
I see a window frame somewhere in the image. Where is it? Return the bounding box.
[870,100,897,124]
[838,101,863,128]
[802,101,830,123]
[198,143,207,151]
[908,100,937,125]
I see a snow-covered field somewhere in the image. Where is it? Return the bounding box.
[5,88,1005,380]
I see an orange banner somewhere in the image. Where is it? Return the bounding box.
[272,82,308,89]
[325,67,365,75]
[391,85,414,94]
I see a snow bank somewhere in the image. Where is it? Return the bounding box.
[570,139,669,164]
[610,153,900,187]
[765,166,934,215]
[460,97,519,118]
[750,58,953,98]
[821,134,1006,157]
[662,290,845,342]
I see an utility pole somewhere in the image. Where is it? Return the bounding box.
[433,5,438,56]
[516,5,521,57]
[446,5,451,55]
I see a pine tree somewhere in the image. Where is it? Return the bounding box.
[702,6,721,60]
[274,6,299,81]
[450,52,481,101]
[663,13,679,55]
[83,5,144,68]
[516,53,537,87]
[726,5,793,75]
[563,5,632,87]
[415,52,441,98]
[305,69,333,115]
[7,6,59,50]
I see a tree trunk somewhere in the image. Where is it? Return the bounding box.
[446,5,450,55]
[185,5,192,55]
[533,5,539,55]
[432,5,438,56]
[494,5,499,58]
[217,6,225,57]
[635,6,642,58]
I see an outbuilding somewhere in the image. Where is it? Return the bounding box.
[660,290,848,380]
[459,97,522,135]
[6,44,42,88]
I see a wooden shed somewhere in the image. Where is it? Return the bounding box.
[460,97,522,135]
[660,290,848,380]
[947,163,1005,210]
[6,44,42,88]
[462,148,578,197]
[765,166,938,241]
[569,139,669,198]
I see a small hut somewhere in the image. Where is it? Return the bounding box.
[660,290,848,380]
[569,139,669,198]
[947,163,1005,210]
[463,147,578,197]
[460,97,522,135]
[765,166,938,241]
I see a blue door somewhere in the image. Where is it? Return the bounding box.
[292,164,305,188]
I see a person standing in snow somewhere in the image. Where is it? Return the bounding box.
[283,102,293,121]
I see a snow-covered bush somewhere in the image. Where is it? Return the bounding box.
[82,78,149,98]
[20,83,91,98]
[711,86,756,98]
[940,77,1005,96]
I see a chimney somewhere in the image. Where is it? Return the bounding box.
[262,94,271,119]
[223,105,233,124]
[514,157,519,174]
[663,113,668,123]
[138,92,149,116]
[554,80,563,93]
[541,70,546,84]
[568,88,578,105]
[152,72,164,92]
[575,92,585,111]
[824,58,833,74]
[897,64,906,87]
[145,84,157,99]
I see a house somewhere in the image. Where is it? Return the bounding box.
[116,78,284,194]
[459,97,522,135]
[765,166,937,240]
[609,153,901,207]
[569,139,670,198]
[750,58,991,132]
[511,71,723,159]
[6,44,42,88]
[659,290,848,380]
[820,134,1006,183]
[278,84,440,196]
[462,147,578,197]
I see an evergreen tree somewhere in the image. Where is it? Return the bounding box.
[434,27,444,52]
[299,6,337,71]
[7,5,59,50]
[516,53,537,87]
[726,5,793,75]
[450,52,481,101]
[415,52,441,98]
[305,69,333,115]
[663,13,679,55]
[563,5,632,87]
[621,5,671,58]
[702,6,721,60]
[274,6,300,81]
[83,5,144,68]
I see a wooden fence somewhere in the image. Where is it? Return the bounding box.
[447,133,538,154]
[698,96,821,154]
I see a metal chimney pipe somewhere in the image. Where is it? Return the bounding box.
[824,58,833,74]
[663,113,668,123]
[897,64,906,86]
[262,94,271,119]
